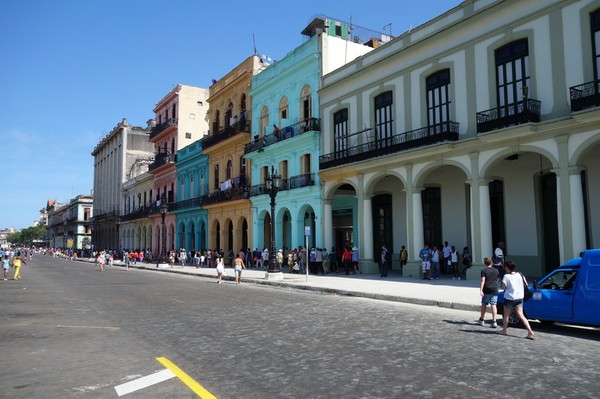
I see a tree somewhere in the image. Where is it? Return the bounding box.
[8,225,48,246]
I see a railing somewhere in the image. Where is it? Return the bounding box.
[244,118,321,154]
[169,196,202,211]
[200,175,250,205]
[148,152,176,172]
[320,122,459,170]
[149,118,177,140]
[91,210,118,222]
[250,173,315,197]
[476,99,541,133]
[570,80,600,112]
[202,119,251,149]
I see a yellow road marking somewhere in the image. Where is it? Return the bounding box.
[156,357,217,399]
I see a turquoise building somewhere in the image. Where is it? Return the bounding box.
[172,139,209,252]
[244,16,377,253]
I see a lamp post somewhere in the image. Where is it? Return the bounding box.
[160,197,168,265]
[265,165,282,279]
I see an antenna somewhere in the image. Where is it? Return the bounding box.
[383,23,392,37]
[252,33,257,55]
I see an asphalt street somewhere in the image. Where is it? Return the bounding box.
[1,255,599,398]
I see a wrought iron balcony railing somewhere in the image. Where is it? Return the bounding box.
[476,99,541,133]
[149,118,177,140]
[570,80,600,112]
[200,175,249,205]
[249,173,315,197]
[244,118,321,154]
[148,152,176,172]
[169,196,202,212]
[320,122,459,170]
[202,119,251,149]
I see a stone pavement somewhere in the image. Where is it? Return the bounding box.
[79,258,482,312]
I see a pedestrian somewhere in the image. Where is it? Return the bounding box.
[2,255,10,280]
[431,245,441,280]
[124,251,130,271]
[216,255,225,283]
[233,254,246,284]
[97,252,106,271]
[12,255,26,280]
[351,247,360,274]
[380,244,389,277]
[179,248,187,267]
[169,251,175,268]
[442,241,451,274]
[277,249,284,271]
[478,257,499,327]
[399,245,408,276]
[342,246,352,275]
[461,246,472,276]
[262,247,269,271]
[419,244,432,280]
[499,260,535,340]
[450,245,460,280]
[493,242,506,281]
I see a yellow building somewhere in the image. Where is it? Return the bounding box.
[202,55,265,257]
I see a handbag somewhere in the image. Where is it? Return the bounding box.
[520,272,533,301]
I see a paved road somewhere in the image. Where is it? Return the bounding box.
[1,255,599,398]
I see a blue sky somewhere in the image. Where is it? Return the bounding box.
[0,0,460,230]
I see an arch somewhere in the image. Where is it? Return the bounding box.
[364,170,407,195]
[413,159,471,188]
[571,132,600,165]
[480,146,558,179]
[300,84,312,120]
[240,93,247,120]
[259,106,269,137]
[278,96,289,124]
[225,101,234,127]
[323,179,359,201]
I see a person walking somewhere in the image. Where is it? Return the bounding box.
[499,260,535,339]
[3,255,10,280]
[12,255,26,280]
[450,245,460,280]
[399,246,408,276]
[233,254,246,284]
[97,252,106,271]
[342,246,352,275]
[419,244,432,280]
[479,257,499,327]
[431,245,441,280]
[216,255,225,284]
[379,244,389,277]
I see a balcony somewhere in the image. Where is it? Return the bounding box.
[149,118,177,140]
[119,206,154,222]
[476,99,541,133]
[201,175,249,205]
[250,173,315,197]
[244,118,321,154]
[320,122,459,170]
[202,119,251,149]
[148,152,176,172]
[570,80,600,112]
[169,196,202,212]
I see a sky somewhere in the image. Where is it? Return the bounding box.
[0,0,461,230]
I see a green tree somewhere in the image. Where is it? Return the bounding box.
[8,225,48,246]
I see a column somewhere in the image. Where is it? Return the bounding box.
[358,194,377,273]
[323,200,333,252]
[569,167,587,258]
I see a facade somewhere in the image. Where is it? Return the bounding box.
[46,195,92,250]
[46,200,67,248]
[120,170,154,252]
[91,118,154,250]
[201,56,262,256]
[149,84,209,260]
[172,139,209,251]
[245,17,380,253]
[318,0,600,277]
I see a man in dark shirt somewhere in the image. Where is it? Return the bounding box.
[479,257,500,327]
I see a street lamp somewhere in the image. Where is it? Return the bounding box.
[160,196,168,265]
[265,165,282,279]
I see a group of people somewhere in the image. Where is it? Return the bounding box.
[417,241,472,280]
[1,248,27,281]
[479,241,535,340]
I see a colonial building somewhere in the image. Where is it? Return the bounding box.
[173,139,209,251]
[91,118,154,251]
[119,169,154,253]
[201,56,263,255]
[318,0,600,277]
[148,84,209,259]
[244,16,383,253]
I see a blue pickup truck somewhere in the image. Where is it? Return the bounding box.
[498,249,600,327]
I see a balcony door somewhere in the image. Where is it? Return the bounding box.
[496,39,530,116]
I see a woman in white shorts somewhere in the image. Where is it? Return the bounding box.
[216,255,225,283]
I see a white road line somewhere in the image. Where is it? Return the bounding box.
[114,369,175,396]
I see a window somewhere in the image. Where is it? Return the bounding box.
[213,110,220,134]
[280,160,288,180]
[496,39,530,110]
[301,154,311,174]
[190,175,194,197]
[260,107,269,137]
[301,85,312,120]
[334,109,348,152]
[426,69,451,133]
[214,165,219,190]
[226,160,233,180]
[279,96,288,124]
[225,102,233,128]
[240,93,247,121]
[374,91,393,144]
[591,9,600,79]
[261,166,269,184]
[172,103,177,120]
[240,157,246,176]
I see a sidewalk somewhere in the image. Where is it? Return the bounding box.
[79,258,482,312]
